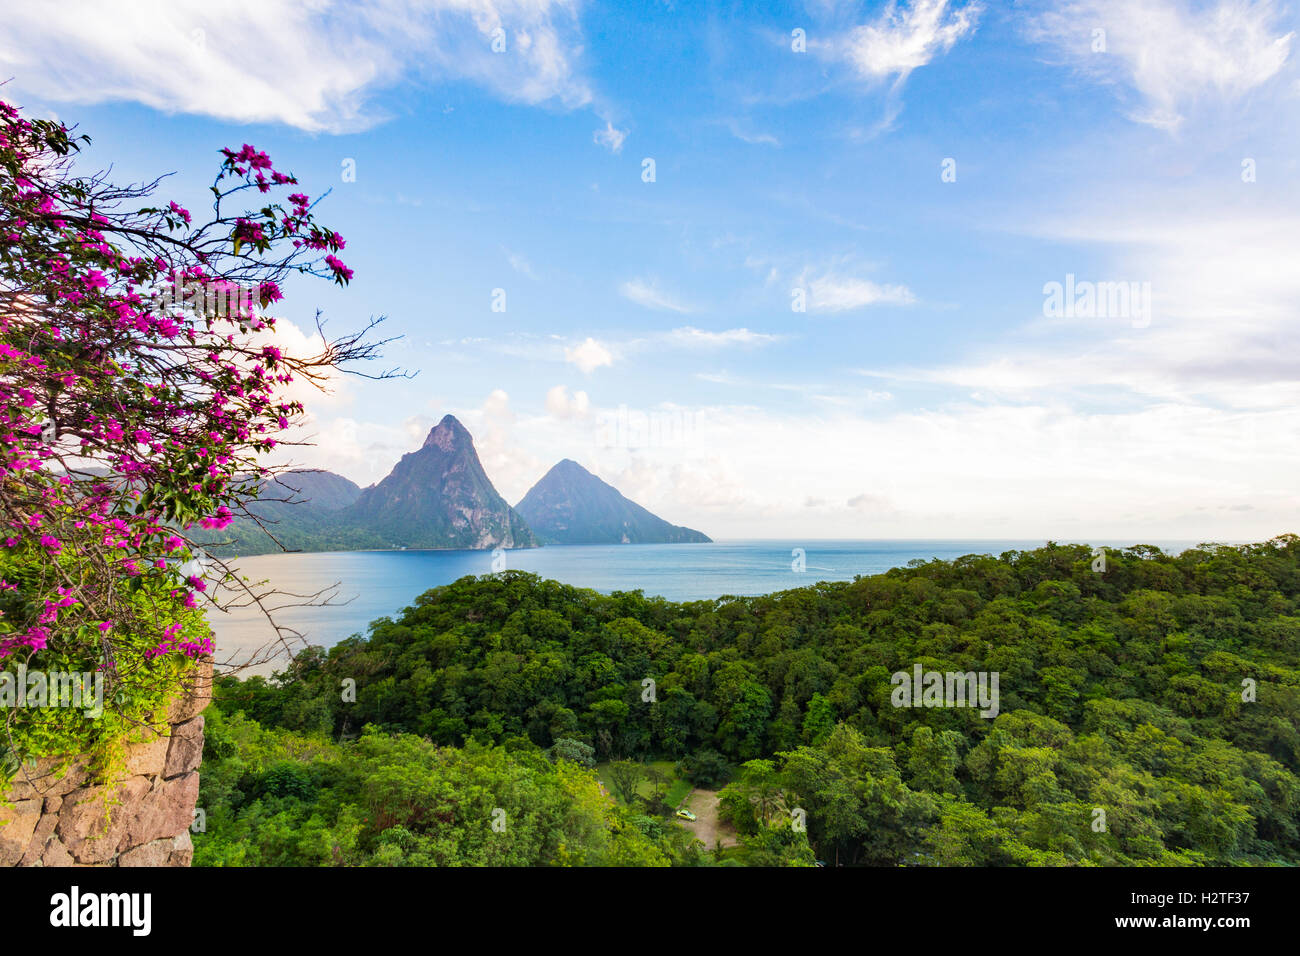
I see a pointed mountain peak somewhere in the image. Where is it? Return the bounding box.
[423,414,472,451]
[550,458,589,475]
[351,414,537,549]
[517,459,711,545]
[543,459,612,491]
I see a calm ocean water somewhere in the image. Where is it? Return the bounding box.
[207,539,1196,669]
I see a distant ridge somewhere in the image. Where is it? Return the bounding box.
[189,469,364,554]
[268,469,362,511]
[516,459,711,545]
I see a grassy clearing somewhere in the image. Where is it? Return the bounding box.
[594,759,687,805]
[664,776,692,808]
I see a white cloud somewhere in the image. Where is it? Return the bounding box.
[817,0,981,134]
[247,317,353,409]
[432,324,780,372]
[283,415,415,486]
[696,371,742,385]
[325,392,1298,540]
[1027,0,1294,130]
[954,203,1300,410]
[564,337,615,373]
[593,121,628,153]
[460,388,552,497]
[0,0,595,133]
[843,0,983,79]
[724,118,780,146]
[403,414,438,444]
[482,387,513,419]
[503,247,539,279]
[847,492,892,511]
[800,270,916,311]
[619,277,694,313]
[661,327,782,348]
[545,384,591,418]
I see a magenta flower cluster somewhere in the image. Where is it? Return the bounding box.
[0,101,354,668]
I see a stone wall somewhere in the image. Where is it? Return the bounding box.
[0,657,212,867]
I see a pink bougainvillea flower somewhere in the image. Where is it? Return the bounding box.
[324,254,353,282]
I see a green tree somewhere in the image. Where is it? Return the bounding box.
[609,759,644,806]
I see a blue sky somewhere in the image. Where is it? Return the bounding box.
[3,0,1299,540]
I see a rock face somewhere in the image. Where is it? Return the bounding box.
[0,657,212,867]
[515,459,711,545]
[345,414,538,550]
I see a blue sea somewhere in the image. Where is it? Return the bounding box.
[207,539,1197,669]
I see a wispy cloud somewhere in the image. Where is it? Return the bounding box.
[866,200,1300,413]
[660,327,782,348]
[799,268,916,312]
[619,277,694,313]
[436,324,781,373]
[723,118,780,146]
[593,120,629,153]
[825,0,982,134]
[503,246,539,279]
[695,370,742,385]
[843,0,983,79]
[0,0,596,132]
[1025,0,1294,130]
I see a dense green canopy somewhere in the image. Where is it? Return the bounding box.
[203,536,1300,866]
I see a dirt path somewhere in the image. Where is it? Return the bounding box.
[676,788,739,849]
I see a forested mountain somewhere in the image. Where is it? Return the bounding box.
[272,470,363,511]
[346,415,536,550]
[516,459,711,545]
[196,422,717,556]
[201,536,1300,867]
[196,416,536,554]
